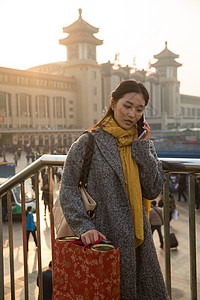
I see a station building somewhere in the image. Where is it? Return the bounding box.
[0,9,200,148]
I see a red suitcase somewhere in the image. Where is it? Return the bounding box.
[52,239,120,299]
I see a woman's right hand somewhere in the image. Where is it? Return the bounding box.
[81,229,106,245]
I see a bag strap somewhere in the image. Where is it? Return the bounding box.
[79,131,94,187]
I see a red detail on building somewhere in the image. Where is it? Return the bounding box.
[0,116,5,123]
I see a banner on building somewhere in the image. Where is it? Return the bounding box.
[0,116,5,123]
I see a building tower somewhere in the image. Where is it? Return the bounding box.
[60,9,103,128]
[151,42,182,125]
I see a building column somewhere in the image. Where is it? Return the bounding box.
[45,96,48,126]
[37,96,40,129]
[17,94,21,128]
[54,98,57,129]
[62,97,64,128]
[26,94,30,128]
[6,93,9,128]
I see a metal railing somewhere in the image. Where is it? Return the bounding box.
[0,155,200,300]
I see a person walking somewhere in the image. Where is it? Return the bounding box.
[37,261,53,300]
[195,175,200,211]
[41,170,50,216]
[149,200,164,248]
[169,192,176,222]
[13,153,18,166]
[178,174,187,202]
[59,80,169,299]
[26,153,30,164]
[26,206,37,251]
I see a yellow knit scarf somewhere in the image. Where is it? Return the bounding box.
[102,116,146,248]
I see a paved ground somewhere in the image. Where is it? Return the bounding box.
[2,151,200,299]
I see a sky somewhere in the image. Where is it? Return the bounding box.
[0,0,200,96]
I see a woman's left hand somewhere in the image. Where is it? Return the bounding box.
[134,120,151,141]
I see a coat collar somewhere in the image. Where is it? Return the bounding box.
[93,128,126,191]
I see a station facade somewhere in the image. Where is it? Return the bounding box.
[0,9,199,148]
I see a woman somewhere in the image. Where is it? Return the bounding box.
[59,80,169,299]
[26,206,37,251]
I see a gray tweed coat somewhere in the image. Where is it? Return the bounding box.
[59,128,169,300]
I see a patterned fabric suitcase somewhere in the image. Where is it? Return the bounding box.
[170,233,178,248]
[52,239,120,299]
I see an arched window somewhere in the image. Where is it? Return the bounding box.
[50,135,55,146]
[24,135,29,146]
[30,135,35,146]
[39,135,43,146]
[45,135,49,146]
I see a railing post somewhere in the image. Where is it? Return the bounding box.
[188,173,197,300]
[49,167,55,271]
[0,196,4,300]
[163,173,171,299]
[35,172,43,300]
[21,181,28,300]
[7,190,15,300]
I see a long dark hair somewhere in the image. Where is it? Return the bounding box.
[91,80,149,129]
[26,206,32,216]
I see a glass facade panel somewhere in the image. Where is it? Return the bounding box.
[39,96,45,118]
[54,97,63,118]
[0,92,6,116]
[20,94,27,117]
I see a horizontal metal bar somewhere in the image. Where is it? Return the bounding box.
[0,155,200,198]
[0,155,66,197]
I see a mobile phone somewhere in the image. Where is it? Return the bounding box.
[137,112,146,140]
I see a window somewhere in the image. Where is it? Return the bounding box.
[55,97,62,118]
[19,94,27,117]
[0,92,11,117]
[93,103,97,111]
[93,87,97,95]
[0,92,6,120]
[36,96,49,118]
[38,96,45,118]
[54,97,66,118]
[93,71,96,79]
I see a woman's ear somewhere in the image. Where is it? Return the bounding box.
[111,99,115,110]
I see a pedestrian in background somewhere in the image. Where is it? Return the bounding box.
[149,200,164,248]
[26,206,37,251]
[2,150,7,162]
[195,175,200,211]
[37,261,53,300]
[41,170,50,216]
[13,153,18,166]
[26,153,30,164]
[169,192,177,223]
[178,174,187,202]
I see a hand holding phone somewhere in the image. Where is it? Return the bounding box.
[137,113,146,140]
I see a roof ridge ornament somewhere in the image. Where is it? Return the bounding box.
[78,8,82,18]
[165,41,168,49]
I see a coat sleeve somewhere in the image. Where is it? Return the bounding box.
[59,133,96,237]
[132,140,166,199]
